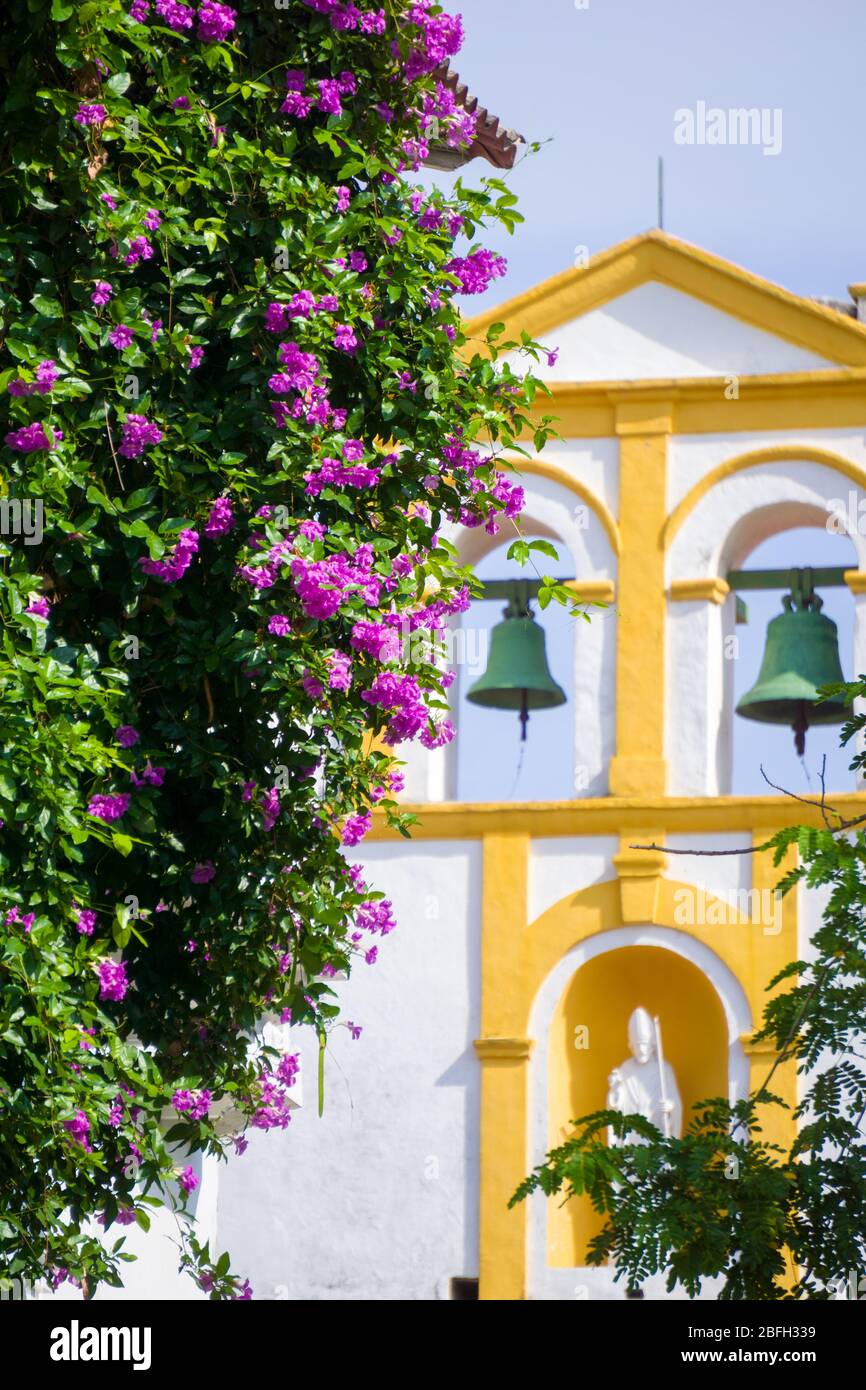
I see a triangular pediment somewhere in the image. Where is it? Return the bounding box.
[468,231,866,382]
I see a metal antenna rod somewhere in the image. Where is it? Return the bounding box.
[657,156,664,230]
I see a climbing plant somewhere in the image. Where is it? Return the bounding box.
[0,0,563,1297]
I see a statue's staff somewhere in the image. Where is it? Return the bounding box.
[653,1014,671,1138]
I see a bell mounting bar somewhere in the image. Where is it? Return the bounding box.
[726,566,849,592]
[478,577,576,600]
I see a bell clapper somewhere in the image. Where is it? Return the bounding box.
[793,702,809,758]
[519,689,529,742]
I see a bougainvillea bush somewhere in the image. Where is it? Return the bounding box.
[0,0,556,1297]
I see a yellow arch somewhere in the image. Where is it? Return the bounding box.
[502,456,622,556]
[524,877,763,1035]
[665,444,866,546]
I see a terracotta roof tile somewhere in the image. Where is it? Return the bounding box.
[423,64,524,172]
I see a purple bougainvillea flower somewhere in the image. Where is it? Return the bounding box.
[171,94,190,109]
[333,323,358,354]
[91,280,113,306]
[341,810,372,847]
[142,208,161,231]
[87,792,130,822]
[118,413,162,459]
[260,787,281,831]
[267,614,291,636]
[26,596,50,618]
[63,1110,93,1151]
[178,1165,199,1194]
[316,79,343,116]
[115,725,140,747]
[191,860,215,884]
[444,249,507,295]
[76,908,97,937]
[196,0,236,42]
[204,496,233,537]
[98,959,129,1002]
[74,103,107,127]
[124,235,154,267]
[8,359,59,397]
[187,345,204,369]
[5,422,61,452]
[108,324,134,350]
[154,0,194,32]
[139,528,199,583]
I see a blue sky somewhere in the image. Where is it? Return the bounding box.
[434,0,866,313]
[424,0,865,800]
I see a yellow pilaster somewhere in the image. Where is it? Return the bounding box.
[746,829,799,1151]
[475,833,531,1300]
[608,402,672,797]
[612,832,667,922]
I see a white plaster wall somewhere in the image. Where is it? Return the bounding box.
[31,1150,218,1302]
[535,437,620,520]
[528,837,618,922]
[533,283,836,383]
[663,833,752,899]
[669,427,866,514]
[215,841,482,1301]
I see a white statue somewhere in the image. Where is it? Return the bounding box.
[607,1007,682,1145]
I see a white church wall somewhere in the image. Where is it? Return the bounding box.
[534,436,620,520]
[216,840,482,1300]
[528,837,618,922]
[669,427,866,514]
[530,283,838,383]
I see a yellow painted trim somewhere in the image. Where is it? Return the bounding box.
[505,457,622,556]
[613,838,667,922]
[367,793,866,841]
[477,834,530,1300]
[665,444,866,547]
[565,578,616,603]
[614,398,674,437]
[844,569,866,595]
[522,373,866,440]
[474,1037,534,1060]
[609,421,668,797]
[670,577,731,604]
[466,230,866,367]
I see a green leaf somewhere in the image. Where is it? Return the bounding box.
[106,73,131,97]
[31,294,63,319]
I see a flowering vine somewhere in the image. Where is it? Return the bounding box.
[0,0,557,1297]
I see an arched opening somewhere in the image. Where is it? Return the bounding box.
[725,519,858,795]
[546,945,728,1267]
[457,530,575,801]
[666,455,866,798]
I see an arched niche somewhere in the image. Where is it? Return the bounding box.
[527,925,751,1301]
[398,469,618,802]
[666,456,866,796]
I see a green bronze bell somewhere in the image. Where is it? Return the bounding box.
[467,587,566,740]
[735,579,849,755]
